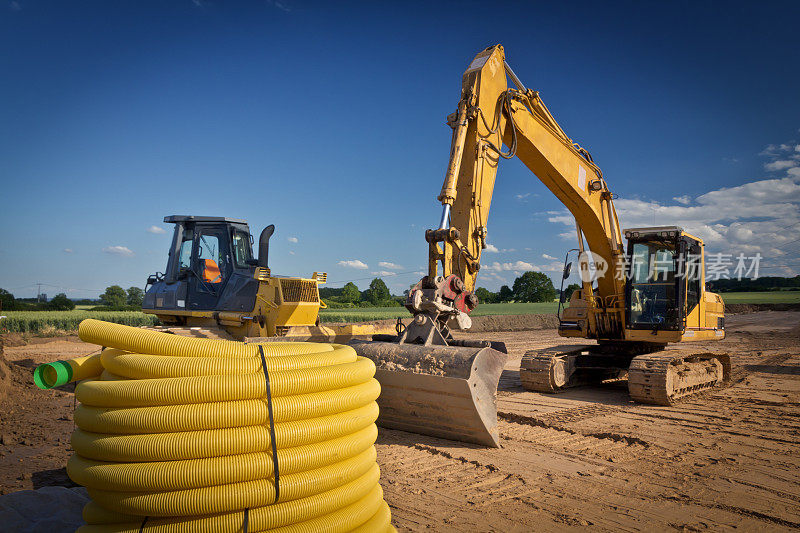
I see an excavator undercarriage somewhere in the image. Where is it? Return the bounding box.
[521,344,730,405]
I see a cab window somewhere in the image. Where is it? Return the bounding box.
[232,231,252,268]
[196,231,228,287]
[629,241,678,328]
[179,238,193,269]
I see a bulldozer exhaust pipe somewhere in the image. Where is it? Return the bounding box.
[258,224,275,268]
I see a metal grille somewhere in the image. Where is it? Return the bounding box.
[280,279,319,303]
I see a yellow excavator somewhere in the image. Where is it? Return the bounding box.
[143,45,729,448]
[353,44,729,429]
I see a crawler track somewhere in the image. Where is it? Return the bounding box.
[520,343,731,405]
[519,346,582,392]
[628,351,731,405]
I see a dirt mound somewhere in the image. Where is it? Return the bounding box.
[0,334,26,347]
[726,303,800,314]
[469,314,559,332]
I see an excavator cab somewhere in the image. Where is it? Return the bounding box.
[622,227,724,343]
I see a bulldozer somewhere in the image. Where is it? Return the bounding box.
[142,215,388,342]
[143,44,730,449]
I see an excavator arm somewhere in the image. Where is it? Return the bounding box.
[408,44,626,342]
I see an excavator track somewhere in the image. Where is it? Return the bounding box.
[519,346,586,393]
[628,351,731,405]
[521,345,731,406]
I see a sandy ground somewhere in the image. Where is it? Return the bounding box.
[1,311,799,531]
[379,311,800,531]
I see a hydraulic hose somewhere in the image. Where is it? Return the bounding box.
[36,319,394,532]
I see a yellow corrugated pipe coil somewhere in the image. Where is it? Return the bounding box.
[35,319,395,533]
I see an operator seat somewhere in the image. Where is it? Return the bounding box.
[202,259,222,284]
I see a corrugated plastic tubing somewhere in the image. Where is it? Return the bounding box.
[46,318,395,532]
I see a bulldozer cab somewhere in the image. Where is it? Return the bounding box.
[143,216,264,314]
[623,226,702,333]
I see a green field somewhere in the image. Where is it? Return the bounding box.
[319,301,560,323]
[0,310,159,334]
[717,291,800,304]
[0,291,795,334]
[319,292,799,323]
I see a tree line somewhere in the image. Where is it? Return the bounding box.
[320,271,573,309]
[0,286,145,312]
[319,278,402,308]
[473,271,575,304]
[707,275,800,293]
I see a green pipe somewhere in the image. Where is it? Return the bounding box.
[33,352,103,390]
[33,361,74,389]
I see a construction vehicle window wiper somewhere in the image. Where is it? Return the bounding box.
[199,234,217,260]
[185,265,215,293]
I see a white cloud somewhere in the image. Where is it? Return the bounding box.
[103,246,135,257]
[378,261,403,270]
[289,251,295,255]
[146,225,166,234]
[484,260,537,272]
[287,237,299,243]
[515,193,531,201]
[765,159,798,172]
[542,254,557,261]
[673,195,691,205]
[63,248,73,254]
[338,259,368,269]
[546,138,800,275]
[371,271,397,277]
[484,244,499,253]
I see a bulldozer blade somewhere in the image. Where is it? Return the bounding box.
[349,341,506,447]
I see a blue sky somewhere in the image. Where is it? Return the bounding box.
[1,1,799,299]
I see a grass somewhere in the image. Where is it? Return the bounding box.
[318,292,799,322]
[0,310,159,334]
[719,291,800,304]
[319,301,560,322]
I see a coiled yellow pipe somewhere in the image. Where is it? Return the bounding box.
[53,319,394,532]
